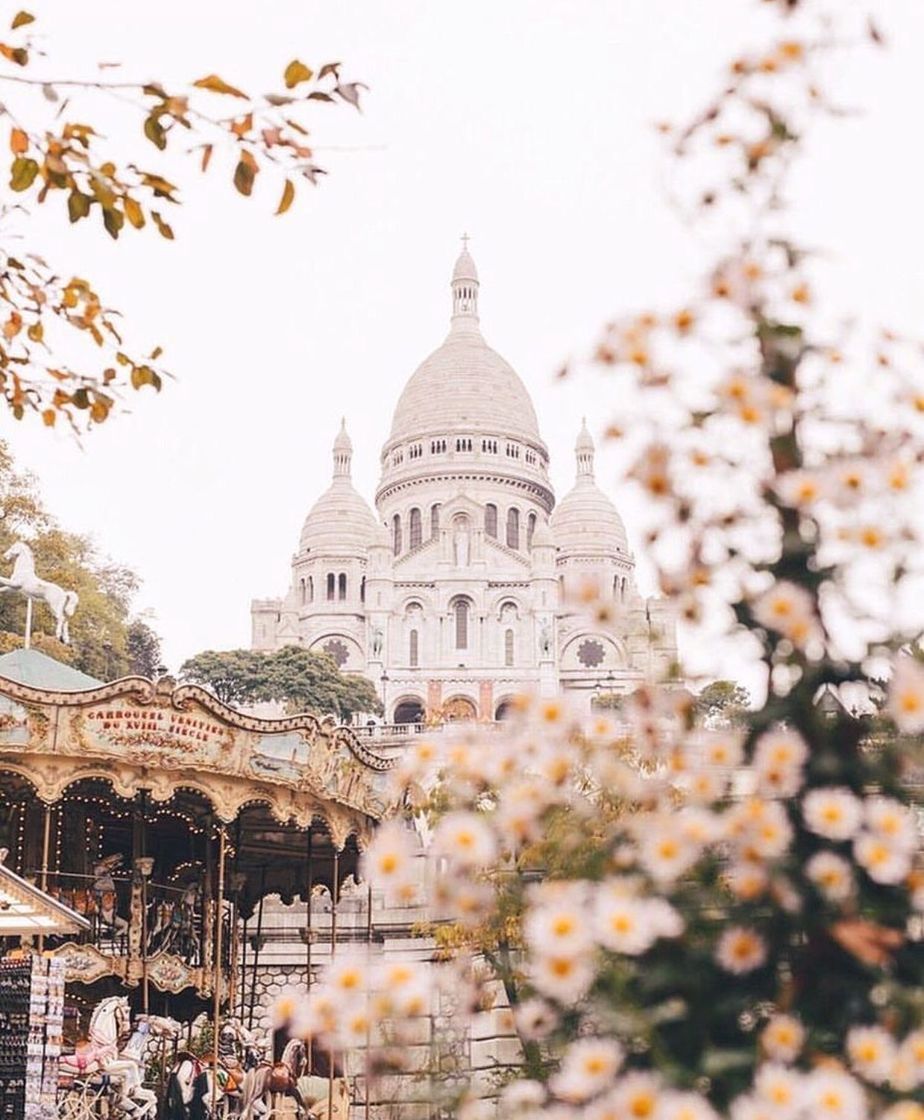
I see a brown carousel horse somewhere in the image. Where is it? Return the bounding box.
[239,1036,308,1119]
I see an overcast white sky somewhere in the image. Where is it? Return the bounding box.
[6,0,924,675]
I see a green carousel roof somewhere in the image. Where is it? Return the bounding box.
[0,648,101,691]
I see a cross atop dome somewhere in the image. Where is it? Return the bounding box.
[451,236,479,325]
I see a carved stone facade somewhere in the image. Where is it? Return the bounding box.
[251,247,677,720]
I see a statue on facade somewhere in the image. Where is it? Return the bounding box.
[371,627,384,658]
[0,539,79,645]
[539,620,553,657]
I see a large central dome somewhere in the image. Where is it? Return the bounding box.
[386,247,543,447]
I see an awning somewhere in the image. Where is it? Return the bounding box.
[0,860,91,937]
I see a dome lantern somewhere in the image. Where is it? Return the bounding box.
[451,233,479,325]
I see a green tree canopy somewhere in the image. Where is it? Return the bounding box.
[0,440,160,680]
[180,645,383,722]
[692,679,751,727]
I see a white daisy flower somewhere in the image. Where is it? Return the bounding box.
[846,1024,897,1085]
[854,832,912,885]
[500,1080,547,1112]
[755,1062,806,1118]
[592,890,655,956]
[806,851,854,902]
[761,1015,805,1063]
[610,1071,663,1120]
[887,658,924,733]
[513,998,558,1041]
[805,1069,867,1120]
[715,926,768,975]
[432,810,497,868]
[528,950,596,1005]
[525,895,596,957]
[551,1038,624,1103]
[638,818,702,883]
[803,787,865,841]
[360,820,417,893]
[896,1028,924,1087]
[865,797,918,852]
[659,1090,720,1120]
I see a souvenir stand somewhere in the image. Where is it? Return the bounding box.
[0,859,89,1119]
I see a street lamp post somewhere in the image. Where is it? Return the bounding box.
[380,670,389,714]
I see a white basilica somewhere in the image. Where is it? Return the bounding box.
[250,246,677,724]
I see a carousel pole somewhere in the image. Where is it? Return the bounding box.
[239,917,248,1021]
[23,596,32,650]
[37,802,51,953]
[247,865,266,1029]
[211,825,227,1118]
[305,827,314,1072]
[328,848,339,1120]
[365,880,372,1120]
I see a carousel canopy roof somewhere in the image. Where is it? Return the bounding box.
[0,859,90,936]
[0,648,101,690]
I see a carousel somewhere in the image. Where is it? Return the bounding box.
[0,542,400,1118]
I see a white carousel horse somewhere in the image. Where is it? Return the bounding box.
[239,1036,307,1119]
[59,995,156,1116]
[0,540,79,642]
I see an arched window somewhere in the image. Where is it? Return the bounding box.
[504,629,514,667]
[430,503,441,538]
[527,512,537,547]
[409,629,419,668]
[360,576,365,604]
[307,575,314,603]
[338,573,347,601]
[409,507,422,549]
[506,507,520,550]
[326,572,335,601]
[392,514,402,556]
[454,599,470,650]
[485,503,498,538]
[300,578,306,605]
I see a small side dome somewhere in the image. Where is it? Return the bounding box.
[531,518,555,549]
[299,423,378,555]
[551,422,629,558]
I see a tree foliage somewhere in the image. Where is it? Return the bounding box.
[179,645,383,721]
[0,440,160,679]
[693,681,752,727]
[0,10,363,431]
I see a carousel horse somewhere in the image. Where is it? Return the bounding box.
[0,539,79,642]
[90,853,130,944]
[59,996,156,1117]
[164,1018,266,1119]
[149,880,202,963]
[296,1042,351,1120]
[239,1036,307,1119]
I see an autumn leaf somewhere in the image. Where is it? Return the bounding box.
[284,59,314,89]
[276,178,295,215]
[123,196,145,229]
[334,82,366,110]
[233,150,258,196]
[9,128,28,155]
[41,409,56,427]
[151,211,174,240]
[193,74,247,98]
[11,11,34,29]
[0,42,28,65]
[9,157,38,191]
[67,191,91,223]
[143,113,167,151]
[200,144,213,172]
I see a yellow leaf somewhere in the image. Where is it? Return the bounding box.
[41,408,55,427]
[11,11,34,29]
[276,178,295,215]
[123,196,145,229]
[284,59,314,89]
[193,74,247,99]
[26,321,42,342]
[151,211,174,240]
[200,144,213,172]
[9,128,27,154]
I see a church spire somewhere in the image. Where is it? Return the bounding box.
[575,418,595,479]
[332,417,352,478]
[450,233,479,326]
